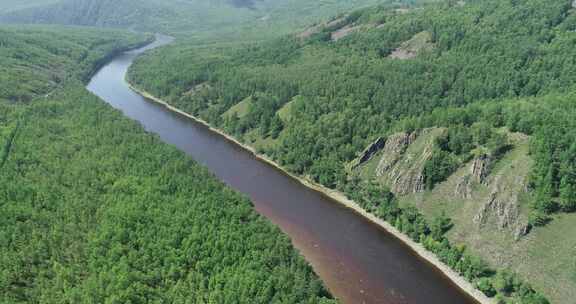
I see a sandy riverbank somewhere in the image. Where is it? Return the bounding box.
[127,82,494,304]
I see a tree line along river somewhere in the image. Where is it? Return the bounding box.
[86,36,479,304]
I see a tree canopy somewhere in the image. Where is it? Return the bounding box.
[0,27,335,304]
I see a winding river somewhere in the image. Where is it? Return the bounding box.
[87,36,479,304]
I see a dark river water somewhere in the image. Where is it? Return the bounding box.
[87,36,478,304]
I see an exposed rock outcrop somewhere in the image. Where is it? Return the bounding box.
[389,48,418,60]
[388,167,426,194]
[184,82,211,96]
[350,137,386,169]
[298,17,348,39]
[353,125,535,245]
[473,173,530,240]
[471,155,491,183]
[455,155,491,199]
[373,129,439,195]
[331,25,360,41]
[375,132,416,175]
[297,25,321,39]
[389,31,434,60]
[455,175,473,199]
[353,127,533,242]
[351,131,417,171]
[385,143,430,194]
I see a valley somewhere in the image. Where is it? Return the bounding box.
[0,28,334,304]
[127,0,576,302]
[2,0,576,303]
[88,38,482,303]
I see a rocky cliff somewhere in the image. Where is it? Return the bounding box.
[355,129,532,240]
[354,128,444,194]
[375,131,416,175]
[455,155,491,199]
[350,137,386,169]
[471,152,531,240]
[377,131,427,194]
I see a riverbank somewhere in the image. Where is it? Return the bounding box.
[83,33,156,84]
[127,82,494,304]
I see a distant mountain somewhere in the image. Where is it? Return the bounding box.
[0,0,59,13]
[0,0,390,39]
[229,0,257,8]
[0,0,180,31]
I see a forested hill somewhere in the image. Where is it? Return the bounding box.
[0,0,185,33]
[0,27,335,303]
[0,26,150,103]
[0,0,58,13]
[0,0,421,40]
[128,0,576,302]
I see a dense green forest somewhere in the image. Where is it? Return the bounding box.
[0,26,151,102]
[129,0,576,302]
[0,27,335,303]
[0,0,416,41]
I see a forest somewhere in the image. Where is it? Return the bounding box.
[128,0,576,302]
[0,0,405,42]
[0,25,151,102]
[0,27,335,303]
[129,0,576,206]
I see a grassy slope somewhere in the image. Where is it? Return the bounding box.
[419,156,576,303]
[360,128,576,303]
[277,96,297,123]
[389,31,434,59]
[222,96,253,119]
[520,213,576,302]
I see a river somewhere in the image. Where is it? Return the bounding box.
[87,36,479,304]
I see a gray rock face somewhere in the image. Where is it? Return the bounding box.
[471,154,491,184]
[388,169,426,194]
[352,137,386,169]
[455,155,491,199]
[473,173,530,240]
[455,175,473,199]
[375,132,415,175]
[375,130,433,195]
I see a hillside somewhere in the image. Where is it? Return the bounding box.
[0,0,383,40]
[0,27,335,303]
[128,0,576,302]
[0,0,428,41]
[0,0,57,12]
[0,0,194,33]
[0,25,151,103]
[352,121,576,302]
